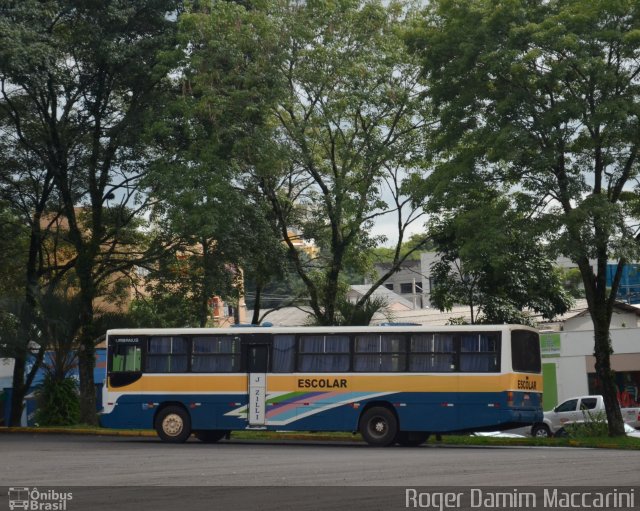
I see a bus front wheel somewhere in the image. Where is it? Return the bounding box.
[359,407,398,447]
[155,406,191,443]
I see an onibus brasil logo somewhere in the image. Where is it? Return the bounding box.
[8,488,72,510]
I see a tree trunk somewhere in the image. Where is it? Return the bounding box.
[251,282,262,325]
[10,208,47,425]
[580,252,625,436]
[593,318,625,436]
[77,332,97,425]
[10,346,45,426]
[76,280,97,425]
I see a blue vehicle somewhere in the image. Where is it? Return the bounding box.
[100,325,543,446]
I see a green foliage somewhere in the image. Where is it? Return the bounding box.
[254,0,427,324]
[0,0,184,423]
[428,189,573,324]
[560,268,586,299]
[143,0,290,324]
[163,0,429,326]
[34,374,80,427]
[128,293,203,329]
[564,411,610,439]
[333,296,391,326]
[407,0,640,433]
[0,203,28,297]
[371,234,433,264]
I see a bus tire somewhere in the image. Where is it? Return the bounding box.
[359,407,398,447]
[194,430,228,443]
[155,405,191,443]
[396,431,429,446]
[531,423,551,438]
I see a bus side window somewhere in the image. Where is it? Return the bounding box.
[354,334,406,372]
[147,336,188,373]
[192,336,240,372]
[409,333,455,372]
[272,335,295,372]
[459,333,500,372]
[298,335,350,372]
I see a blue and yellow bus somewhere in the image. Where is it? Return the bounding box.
[100,325,542,445]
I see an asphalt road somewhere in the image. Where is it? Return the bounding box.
[1,434,638,511]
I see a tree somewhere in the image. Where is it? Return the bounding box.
[428,190,573,324]
[560,268,586,299]
[0,135,62,424]
[0,0,181,423]
[371,234,434,264]
[407,0,640,435]
[140,0,290,327]
[251,0,430,325]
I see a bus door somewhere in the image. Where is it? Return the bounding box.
[246,344,269,427]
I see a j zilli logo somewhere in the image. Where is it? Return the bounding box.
[7,488,73,511]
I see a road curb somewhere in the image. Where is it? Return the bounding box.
[0,426,363,442]
[0,426,156,437]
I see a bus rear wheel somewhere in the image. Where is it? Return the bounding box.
[155,406,191,443]
[194,430,228,443]
[359,407,398,447]
[396,431,429,446]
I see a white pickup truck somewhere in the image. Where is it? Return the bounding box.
[531,395,640,437]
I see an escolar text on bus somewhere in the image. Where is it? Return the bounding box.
[297,378,348,389]
[517,378,537,390]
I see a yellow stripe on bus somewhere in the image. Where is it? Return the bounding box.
[109,373,542,394]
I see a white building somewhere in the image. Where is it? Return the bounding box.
[368,259,429,308]
[540,325,640,411]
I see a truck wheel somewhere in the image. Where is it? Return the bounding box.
[155,406,191,443]
[531,423,551,438]
[359,407,398,447]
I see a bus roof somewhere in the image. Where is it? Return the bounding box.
[106,324,538,337]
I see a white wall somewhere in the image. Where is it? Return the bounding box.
[554,357,589,401]
[563,310,640,331]
[563,328,640,355]
[549,328,640,403]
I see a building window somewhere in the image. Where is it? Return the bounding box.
[400,282,413,294]
[384,283,394,291]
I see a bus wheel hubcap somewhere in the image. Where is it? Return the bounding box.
[163,414,183,436]
[373,419,386,435]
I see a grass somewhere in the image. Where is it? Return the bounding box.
[3,426,639,449]
[437,434,640,450]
